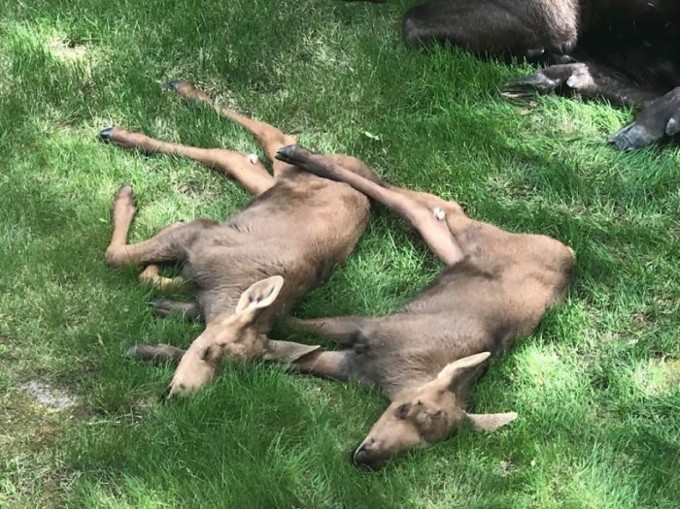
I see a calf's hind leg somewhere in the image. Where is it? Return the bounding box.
[100,127,274,196]
[167,80,298,177]
[276,145,466,266]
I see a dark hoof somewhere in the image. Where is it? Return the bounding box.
[124,345,139,358]
[165,79,183,90]
[150,299,166,316]
[99,127,114,142]
[610,124,659,151]
[275,144,298,163]
[611,87,680,149]
[666,117,679,136]
[502,73,559,100]
[149,299,173,318]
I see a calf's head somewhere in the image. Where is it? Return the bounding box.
[352,352,517,470]
[164,275,320,399]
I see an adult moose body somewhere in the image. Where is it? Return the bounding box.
[102,81,378,399]
[276,144,575,469]
[355,0,680,150]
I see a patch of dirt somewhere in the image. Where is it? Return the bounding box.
[47,38,88,63]
[19,380,79,410]
[497,460,519,477]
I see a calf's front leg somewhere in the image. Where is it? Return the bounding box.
[105,186,202,268]
[126,344,185,364]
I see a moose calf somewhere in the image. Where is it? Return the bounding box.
[102,81,378,399]
[355,0,680,150]
[275,144,575,469]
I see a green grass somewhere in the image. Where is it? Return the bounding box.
[1,0,679,507]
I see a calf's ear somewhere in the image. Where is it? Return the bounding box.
[466,412,518,432]
[431,351,491,392]
[234,275,285,315]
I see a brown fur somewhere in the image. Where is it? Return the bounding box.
[276,144,575,469]
[103,81,378,398]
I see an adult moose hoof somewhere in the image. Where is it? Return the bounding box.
[610,87,680,150]
[502,72,561,99]
[502,63,594,100]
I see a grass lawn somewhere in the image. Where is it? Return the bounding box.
[1,0,678,507]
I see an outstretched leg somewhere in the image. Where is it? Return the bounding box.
[105,186,203,267]
[503,64,679,150]
[611,87,680,150]
[276,145,467,266]
[150,299,202,320]
[167,80,297,176]
[100,127,274,196]
[287,349,355,382]
[286,316,369,346]
[126,343,185,364]
[503,62,659,108]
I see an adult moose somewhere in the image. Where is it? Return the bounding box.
[352,0,680,150]
[102,81,378,399]
[275,144,575,469]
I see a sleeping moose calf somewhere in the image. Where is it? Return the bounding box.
[275,144,576,469]
[102,81,378,399]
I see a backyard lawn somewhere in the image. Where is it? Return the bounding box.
[0,0,678,507]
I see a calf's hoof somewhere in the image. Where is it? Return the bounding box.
[275,144,299,163]
[165,79,185,91]
[115,184,136,207]
[99,127,114,142]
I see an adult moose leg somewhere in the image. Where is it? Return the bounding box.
[611,87,680,150]
[503,64,680,149]
[167,80,297,176]
[401,0,578,57]
[276,145,467,266]
[503,62,660,107]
